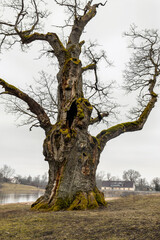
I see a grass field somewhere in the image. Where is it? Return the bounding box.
[0,183,44,193]
[0,194,160,240]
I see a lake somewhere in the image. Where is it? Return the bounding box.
[0,192,43,204]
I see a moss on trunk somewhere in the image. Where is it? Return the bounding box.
[31,187,106,211]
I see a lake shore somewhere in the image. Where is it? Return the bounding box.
[0,201,34,206]
[0,194,160,240]
[0,183,45,193]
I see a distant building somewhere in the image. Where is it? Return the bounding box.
[10,177,20,184]
[101,181,135,191]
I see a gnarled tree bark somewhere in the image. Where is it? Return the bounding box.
[0,1,159,210]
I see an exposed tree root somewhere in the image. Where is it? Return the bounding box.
[31,187,106,211]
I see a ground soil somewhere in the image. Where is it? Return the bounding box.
[0,194,160,240]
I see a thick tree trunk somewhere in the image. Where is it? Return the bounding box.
[1,1,158,212]
[31,58,106,211]
[31,127,106,211]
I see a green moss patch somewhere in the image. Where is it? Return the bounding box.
[76,98,93,121]
[67,192,88,211]
[31,188,106,212]
[94,187,107,206]
[49,197,71,211]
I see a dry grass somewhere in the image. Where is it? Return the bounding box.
[0,194,160,239]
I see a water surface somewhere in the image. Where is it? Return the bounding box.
[0,192,43,204]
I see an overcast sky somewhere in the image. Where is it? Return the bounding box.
[0,0,160,182]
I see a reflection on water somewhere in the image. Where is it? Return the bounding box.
[0,192,43,204]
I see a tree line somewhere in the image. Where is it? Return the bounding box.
[96,169,160,192]
[0,165,47,189]
[1,165,159,192]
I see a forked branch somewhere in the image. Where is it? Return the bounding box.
[67,1,108,45]
[97,91,157,151]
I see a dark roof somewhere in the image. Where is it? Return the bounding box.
[102,181,134,188]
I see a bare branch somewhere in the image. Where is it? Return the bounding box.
[90,112,109,125]
[82,41,116,126]
[123,25,160,118]
[0,71,58,128]
[67,1,108,45]
[82,63,96,72]
[27,71,58,122]
[29,122,40,131]
[0,78,52,132]
[0,0,50,51]
[96,26,159,151]
[83,79,118,127]
[97,91,157,151]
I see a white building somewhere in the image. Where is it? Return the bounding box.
[10,177,20,184]
[101,181,135,191]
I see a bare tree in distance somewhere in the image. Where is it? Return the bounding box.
[136,178,150,191]
[123,169,141,183]
[152,177,160,191]
[0,165,15,182]
[0,1,159,210]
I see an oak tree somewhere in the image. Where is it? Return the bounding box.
[0,1,159,210]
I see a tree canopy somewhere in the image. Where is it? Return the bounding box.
[0,1,159,135]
